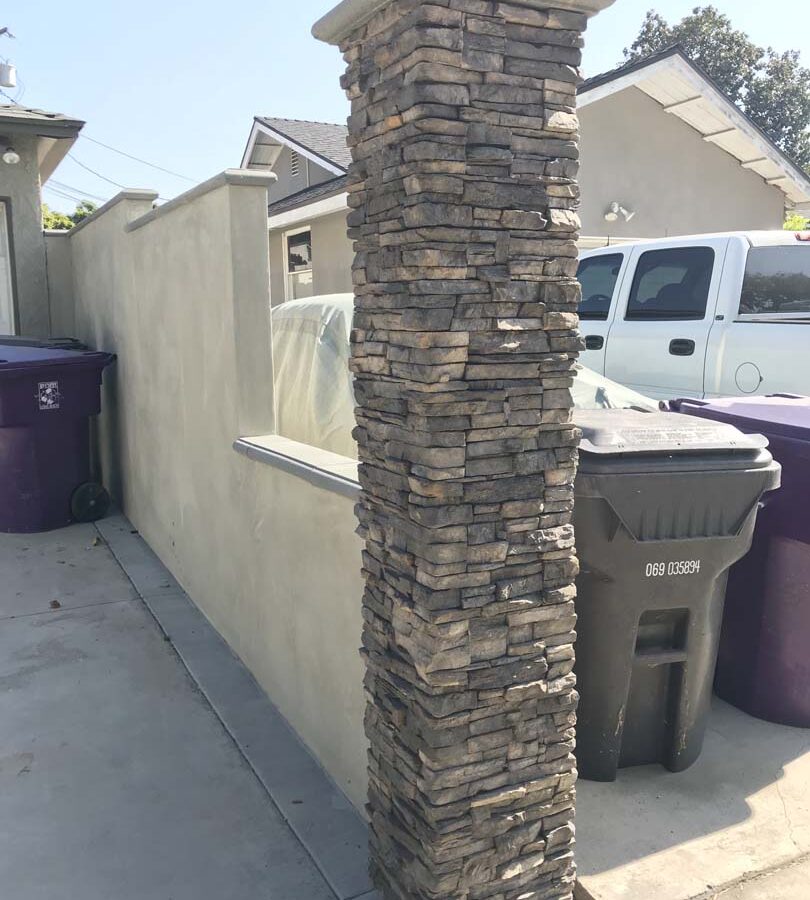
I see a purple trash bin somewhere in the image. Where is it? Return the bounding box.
[0,344,115,533]
[671,395,810,727]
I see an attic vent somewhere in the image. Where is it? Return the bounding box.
[290,150,301,178]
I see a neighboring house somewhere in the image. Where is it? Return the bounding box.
[242,48,810,306]
[241,118,352,304]
[0,105,84,334]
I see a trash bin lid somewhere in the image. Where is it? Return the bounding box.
[671,396,810,444]
[0,344,114,376]
[576,409,768,455]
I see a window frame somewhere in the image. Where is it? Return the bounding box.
[624,246,716,323]
[0,198,18,335]
[282,225,314,303]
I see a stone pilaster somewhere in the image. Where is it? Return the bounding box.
[314,2,614,898]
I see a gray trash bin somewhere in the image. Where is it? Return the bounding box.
[573,410,780,781]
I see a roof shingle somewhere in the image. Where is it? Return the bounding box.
[256,117,351,172]
[266,174,349,218]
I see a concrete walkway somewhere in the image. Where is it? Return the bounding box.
[4,515,807,900]
[0,517,375,900]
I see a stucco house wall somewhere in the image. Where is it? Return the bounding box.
[2,134,51,335]
[578,86,786,238]
[268,208,353,305]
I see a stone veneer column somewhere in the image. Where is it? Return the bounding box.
[314,2,614,898]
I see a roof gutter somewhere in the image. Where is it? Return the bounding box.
[313,0,616,44]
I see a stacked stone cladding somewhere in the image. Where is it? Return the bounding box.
[338,3,586,897]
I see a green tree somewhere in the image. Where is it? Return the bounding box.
[784,212,809,231]
[624,6,810,170]
[41,204,73,230]
[41,199,98,230]
[70,199,97,224]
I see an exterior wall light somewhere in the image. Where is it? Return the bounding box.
[604,201,635,223]
[2,146,20,165]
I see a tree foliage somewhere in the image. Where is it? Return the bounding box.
[784,212,809,231]
[42,200,98,230]
[624,6,810,170]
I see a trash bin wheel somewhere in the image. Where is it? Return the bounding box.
[70,482,111,523]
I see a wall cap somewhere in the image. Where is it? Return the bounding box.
[313,0,616,44]
[126,169,278,232]
[233,435,360,501]
[67,190,159,237]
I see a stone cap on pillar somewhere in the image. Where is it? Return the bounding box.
[313,0,616,44]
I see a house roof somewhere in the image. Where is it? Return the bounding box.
[267,173,350,218]
[0,104,85,183]
[0,104,84,136]
[578,46,810,205]
[242,116,351,174]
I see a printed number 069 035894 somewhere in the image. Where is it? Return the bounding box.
[645,560,701,578]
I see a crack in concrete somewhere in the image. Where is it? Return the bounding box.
[774,777,801,855]
[690,850,810,899]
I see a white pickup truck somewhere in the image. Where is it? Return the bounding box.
[577,231,810,400]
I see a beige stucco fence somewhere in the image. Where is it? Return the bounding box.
[44,171,368,810]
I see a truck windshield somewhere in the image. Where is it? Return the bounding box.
[577,253,623,321]
[740,246,810,317]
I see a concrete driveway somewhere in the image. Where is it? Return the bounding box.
[0,521,373,900]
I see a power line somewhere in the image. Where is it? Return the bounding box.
[66,153,170,201]
[44,185,86,205]
[79,134,197,182]
[50,179,106,202]
[67,153,127,189]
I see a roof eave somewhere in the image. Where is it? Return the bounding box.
[578,50,810,205]
[249,118,346,176]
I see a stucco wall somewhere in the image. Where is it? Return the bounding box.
[313,211,355,294]
[49,176,368,810]
[578,86,786,238]
[44,231,75,336]
[1,134,50,335]
[268,209,354,306]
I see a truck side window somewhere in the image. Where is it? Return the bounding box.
[740,246,810,316]
[626,247,715,321]
[577,253,623,321]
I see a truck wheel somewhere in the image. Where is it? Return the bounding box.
[70,482,111,523]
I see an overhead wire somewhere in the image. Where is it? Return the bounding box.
[67,153,170,202]
[0,84,191,199]
[43,185,87,205]
[49,179,106,202]
[78,134,197,182]
[66,153,127,189]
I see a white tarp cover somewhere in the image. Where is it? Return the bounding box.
[271,294,358,459]
[270,293,659,460]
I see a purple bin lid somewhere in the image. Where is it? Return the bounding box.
[672,395,810,443]
[0,345,115,376]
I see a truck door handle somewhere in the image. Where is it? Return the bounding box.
[669,339,696,357]
[584,335,604,350]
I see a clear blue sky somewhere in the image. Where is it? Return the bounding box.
[4,1,809,211]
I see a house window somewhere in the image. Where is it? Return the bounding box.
[284,228,314,301]
[290,150,301,178]
[625,247,715,321]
